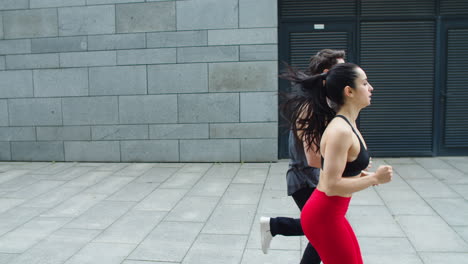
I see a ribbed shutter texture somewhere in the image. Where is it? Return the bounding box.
[280,0,355,19]
[290,32,348,70]
[360,22,435,156]
[440,0,468,15]
[361,0,435,16]
[445,29,468,147]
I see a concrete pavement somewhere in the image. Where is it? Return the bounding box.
[0,157,467,264]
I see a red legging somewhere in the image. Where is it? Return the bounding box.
[301,189,363,264]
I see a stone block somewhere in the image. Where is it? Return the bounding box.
[65,141,120,162]
[88,33,145,51]
[9,98,62,126]
[241,139,277,162]
[88,0,143,4]
[30,0,86,8]
[0,0,29,10]
[116,2,175,33]
[239,0,277,28]
[182,234,246,263]
[208,28,277,45]
[0,57,5,70]
[0,217,71,252]
[117,48,176,65]
[0,100,7,126]
[177,0,238,30]
[203,203,257,234]
[6,54,59,70]
[89,66,146,95]
[121,140,179,162]
[240,92,278,122]
[147,31,207,48]
[240,45,278,61]
[209,61,278,92]
[31,37,87,53]
[91,125,148,140]
[65,201,135,229]
[397,215,468,252]
[58,5,115,36]
[63,243,134,263]
[165,197,221,221]
[426,198,468,225]
[178,93,239,123]
[119,95,177,124]
[93,210,164,243]
[148,63,208,94]
[177,46,238,63]
[11,141,64,161]
[0,70,33,98]
[0,40,31,55]
[3,9,58,39]
[420,253,468,264]
[33,68,88,97]
[37,126,91,141]
[6,229,100,264]
[210,123,277,139]
[180,139,240,162]
[128,222,202,262]
[60,51,116,67]
[0,142,11,160]
[150,124,208,139]
[62,96,119,125]
[0,14,3,39]
[0,127,36,141]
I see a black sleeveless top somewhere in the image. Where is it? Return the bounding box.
[286,130,320,195]
[321,115,370,177]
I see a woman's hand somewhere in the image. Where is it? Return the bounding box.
[373,165,393,184]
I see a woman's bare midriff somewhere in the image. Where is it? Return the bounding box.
[316,173,361,198]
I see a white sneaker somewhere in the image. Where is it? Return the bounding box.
[260,216,273,254]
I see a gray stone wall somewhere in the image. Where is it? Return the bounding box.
[0,0,278,162]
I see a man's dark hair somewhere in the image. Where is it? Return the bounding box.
[308,49,346,75]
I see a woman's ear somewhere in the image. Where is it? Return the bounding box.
[344,85,353,97]
[322,69,329,73]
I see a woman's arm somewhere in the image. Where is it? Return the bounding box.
[319,127,381,196]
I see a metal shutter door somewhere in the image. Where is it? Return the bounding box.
[289,32,349,70]
[359,21,435,156]
[279,0,355,19]
[444,29,468,147]
[361,0,435,16]
[440,0,468,15]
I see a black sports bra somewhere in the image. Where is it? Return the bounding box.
[321,115,370,177]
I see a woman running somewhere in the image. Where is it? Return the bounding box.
[283,63,393,263]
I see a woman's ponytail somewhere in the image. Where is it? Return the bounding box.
[280,66,335,152]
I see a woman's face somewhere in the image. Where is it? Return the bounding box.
[353,67,374,107]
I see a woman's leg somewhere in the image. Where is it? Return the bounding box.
[302,190,360,264]
[344,218,363,264]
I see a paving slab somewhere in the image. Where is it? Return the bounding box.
[0,157,466,263]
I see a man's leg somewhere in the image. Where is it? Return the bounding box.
[300,243,321,264]
[261,187,315,253]
[269,187,315,236]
